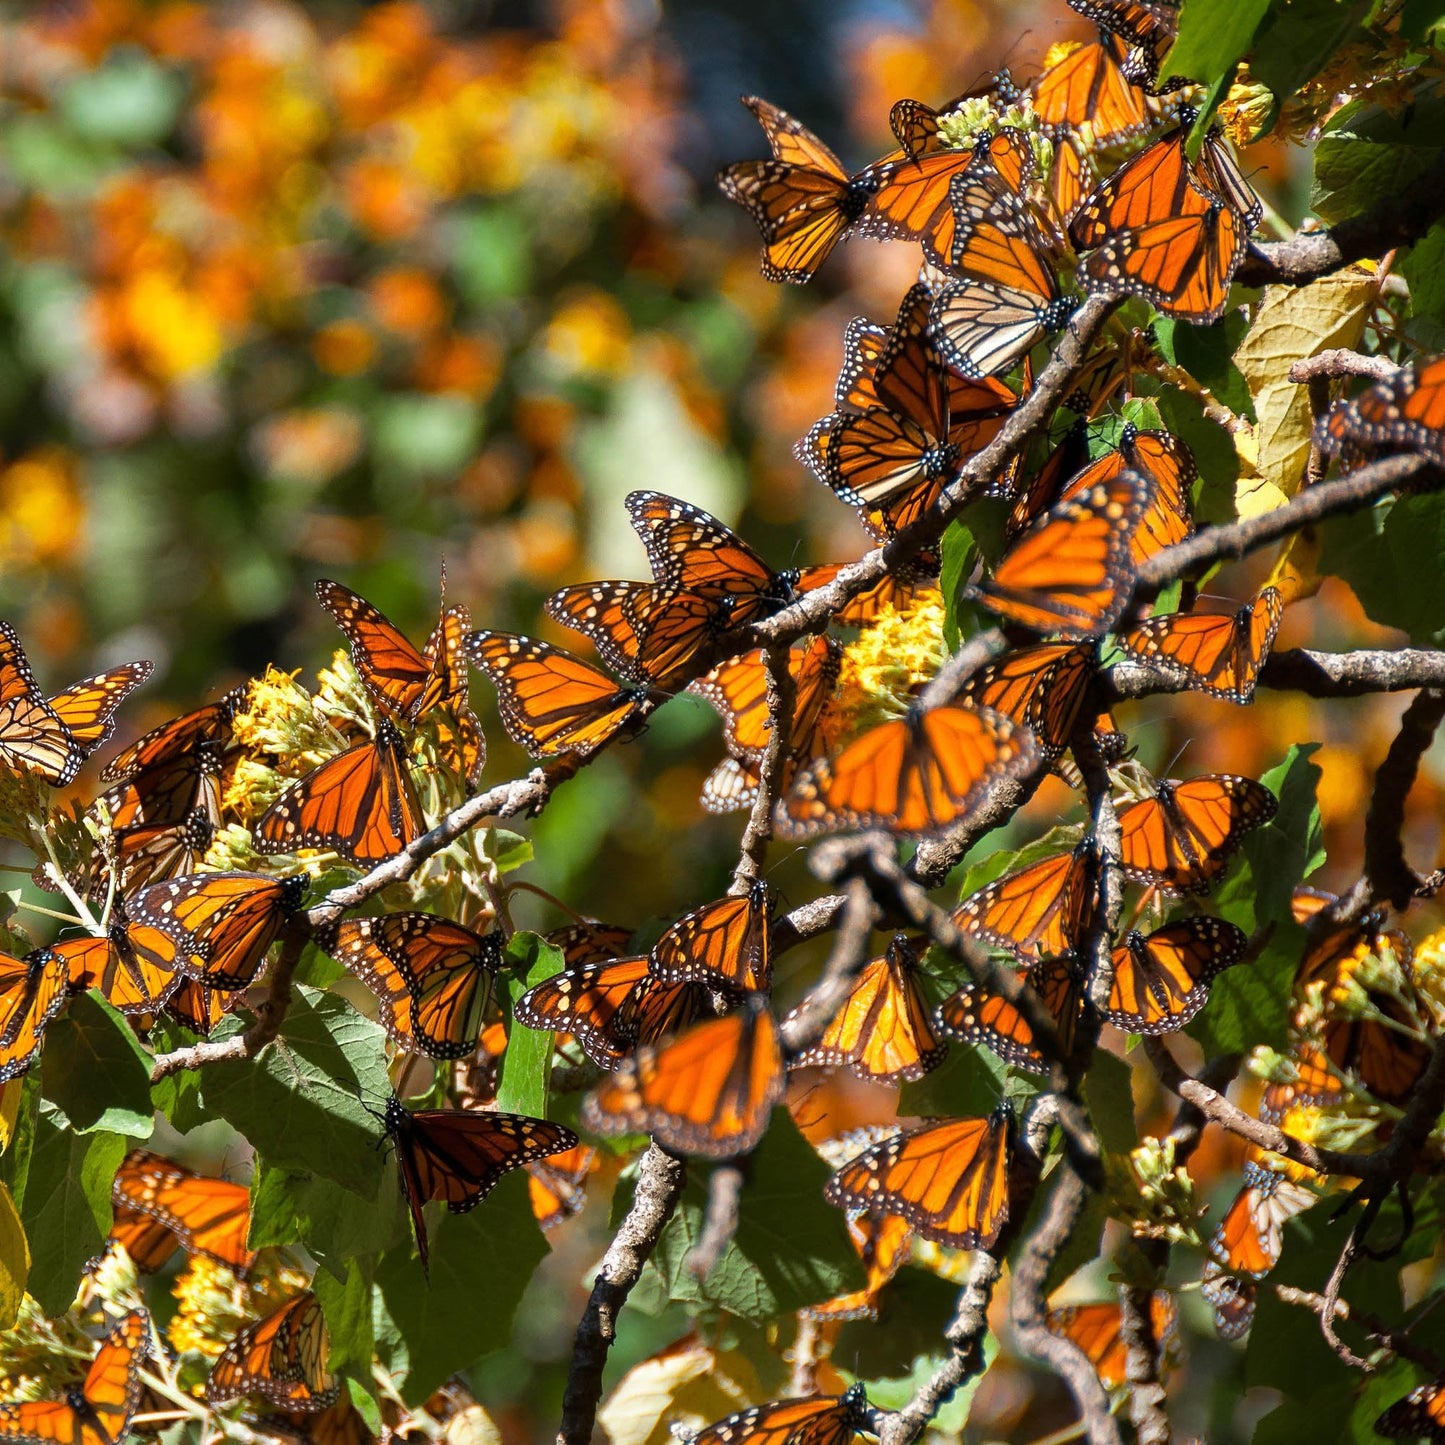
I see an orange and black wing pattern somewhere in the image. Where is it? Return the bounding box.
[545,579,716,687]
[686,1385,870,1445]
[691,635,841,761]
[649,881,771,994]
[1045,1292,1177,1389]
[1377,1378,1445,1440]
[111,1149,256,1274]
[824,1106,1013,1250]
[581,998,785,1159]
[934,956,1084,1074]
[1032,32,1150,143]
[952,844,1094,963]
[47,663,153,758]
[1117,774,1277,894]
[957,642,1095,756]
[0,947,70,1083]
[780,702,1041,837]
[464,632,649,759]
[1119,587,1284,703]
[1101,917,1248,1034]
[205,1292,338,1412]
[0,1308,150,1445]
[0,623,85,787]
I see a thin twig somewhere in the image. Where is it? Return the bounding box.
[688,1163,743,1281]
[1288,350,1400,385]
[778,876,879,1054]
[1106,646,1445,701]
[1320,1206,1373,1370]
[556,1144,687,1445]
[1274,1284,1445,1374]
[1364,689,1445,908]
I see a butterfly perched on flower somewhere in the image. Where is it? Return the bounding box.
[0,1308,149,1445]
[127,871,308,991]
[1069,118,1259,322]
[110,1149,256,1274]
[323,912,500,1059]
[952,843,1095,964]
[464,631,650,759]
[789,933,946,1084]
[650,881,772,995]
[1032,31,1151,144]
[384,1096,578,1272]
[685,1384,871,1445]
[0,623,86,787]
[254,717,424,869]
[515,955,718,1071]
[780,701,1042,837]
[206,1292,338,1412]
[1119,586,1284,703]
[1045,1292,1177,1389]
[824,1105,1014,1249]
[0,946,71,1083]
[967,470,1154,637]
[1116,773,1277,894]
[581,996,785,1159]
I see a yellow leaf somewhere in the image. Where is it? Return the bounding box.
[0,1181,29,1330]
[1233,270,1376,497]
[598,1339,765,1445]
[443,1405,502,1445]
[1266,530,1324,604]
[0,1080,21,1154]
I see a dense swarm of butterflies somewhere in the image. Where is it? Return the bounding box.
[3,1,1445,1442]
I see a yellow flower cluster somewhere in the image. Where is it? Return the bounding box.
[832,589,948,739]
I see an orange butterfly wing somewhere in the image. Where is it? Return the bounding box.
[1032,34,1150,143]
[206,1292,337,1412]
[1102,917,1247,1033]
[688,1386,870,1445]
[47,663,153,756]
[1045,1292,1176,1389]
[581,999,785,1159]
[934,956,1084,1073]
[0,623,84,787]
[1120,587,1283,702]
[111,1149,256,1274]
[0,948,70,1083]
[958,642,1094,756]
[650,882,771,994]
[824,1107,1013,1249]
[952,844,1094,963]
[1117,774,1276,894]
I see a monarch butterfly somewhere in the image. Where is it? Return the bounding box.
[100,687,242,793]
[0,1308,149,1445]
[544,579,718,687]
[686,1384,871,1445]
[103,808,216,898]
[780,701,1041,837]
[1117,773,1277,894]
[1069,125,1252,322]
[1101,917,1248,1034]
[0,623,85,787]
[385,1096,578,1272]
[1048,130,1093,227]
[515,955,718,1070]
[790,933,945,1084]
[1376,1378,1445,1440]
[525,1142,596,1231]
[801,1209,913,1323]
[956,642,1095,757]
[815,283,1017,528]
[111,1149,256,1274]
[650,881,772,994]
[716,96,876,283]
[52,923,177,1017]
[626,491,795,627]
[323,913,500,1059]
[581,996,785,1159]
[888,80,1022,160]
[934,955,1084,1073]
[127,871,307,991]
[543,920,635,966]
[928,148,1073,379]
[1119,587,1284,703]
[47,662,153,759]
[1008,424,1194,564]
[967,471,1153,637]
[701,756,766,815]
[206,1292,338,1412]
[953,843,1095,963]
[1321,354,1445,463]
[1321,989,1432,1106]
[163,978,242,1038]
[824,1105,1014,1249]
[1032,32,1151,144]
[1290,887,1412,992]
[691,635,842,763]
[255,719,423,869]
[1066,0,1181,91]
[1045,1292,1177,1389]
[1257,1043,1346,1125]
[786,554,944,627]
[1202,1162,1315,1338]
[463,632,650,759]
[0,946,69,1083]
[257,1401,377,1445]
[314,579,464,724]
[106,1205,180,1275]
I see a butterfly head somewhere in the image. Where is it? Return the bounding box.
[841,1382,871,1418]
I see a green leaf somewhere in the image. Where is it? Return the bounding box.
[1401,222,1445,349]
[858,1338,993,1433]
[486,828,534,874]
[313,1255,376,1383]
[1349,1360,1426,1443]
[940,519,978,652]
[1161,0,1269,89]
[643,1110,864,1322]
[151,1052,207,1134]
[375,1172,547,1403]
[0,1181,28,1329]
[1244,744,1325,925]
[1319,491,1445,644]
[1313,93,1445,224]
[830,1267,958,1378]
[1188,915,1300,1054]
[12,1106,123,1313]
[1154,390,1239,524]
[201,987,391,1197]
[1251,0,1372,129]
[1081,1049,1135,1155]
[57,52,183,147]
[1401,0,1445,38]
[40,994,154,1137]
[249,1158,406,1264]
[1152,314,1255,420]
[496,934,563,1119]
[898,1038,1007,1118]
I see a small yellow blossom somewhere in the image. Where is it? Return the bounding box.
[832,590,947,738]
[1113,1137,1203,1247]
[168,1255,309,1366]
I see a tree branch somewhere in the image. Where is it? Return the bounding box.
[1364,689,1445,908]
